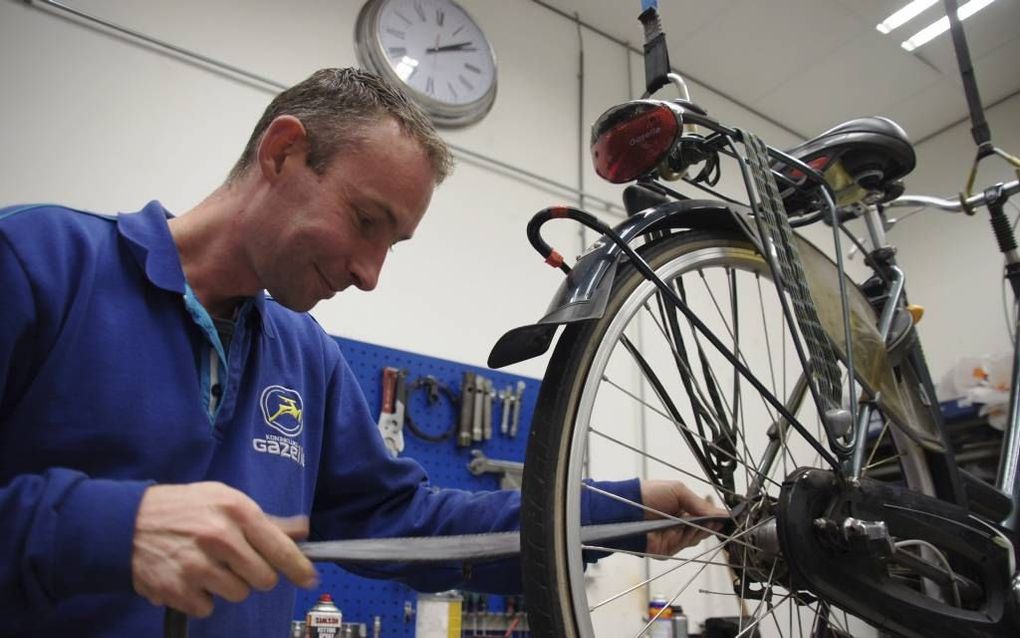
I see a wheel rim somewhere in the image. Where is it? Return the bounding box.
[557,239,933,638]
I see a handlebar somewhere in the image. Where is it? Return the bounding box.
[885,179,1019,212]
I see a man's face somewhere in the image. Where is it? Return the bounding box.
[250,117,435,312]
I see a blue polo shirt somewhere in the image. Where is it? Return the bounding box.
[0,202,643,636]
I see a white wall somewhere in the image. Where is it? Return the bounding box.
[0,0,802,379]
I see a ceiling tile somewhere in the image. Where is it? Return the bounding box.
[666,0,864,103]
[903,0,1020,74]
[540,0,737,45]
[885,79,973,141]
[528,0,1018,142]
[753,30,942,137]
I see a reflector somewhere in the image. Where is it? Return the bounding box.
[590,101,680,183]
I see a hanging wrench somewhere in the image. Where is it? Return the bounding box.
[498,385,512,435]
[482,377,494,440]
[377,367,406,456]
[509,380,526,437]
[472,374,485,442]
[457,372,475,447]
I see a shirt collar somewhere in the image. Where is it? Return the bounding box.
[117,200,277,339]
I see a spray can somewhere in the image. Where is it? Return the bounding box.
[305,594,343,638]
[670,604,689,638]
[647,594,673,638]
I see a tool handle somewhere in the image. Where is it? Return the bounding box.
[164,608,188,638]
[381,367,398,413]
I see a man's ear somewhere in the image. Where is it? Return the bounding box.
[256,115,308,183]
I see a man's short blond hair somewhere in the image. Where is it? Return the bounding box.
[228,68,453,184]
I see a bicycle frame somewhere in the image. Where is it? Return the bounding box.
[491,107,955,486]
[884,180,1020,530]
[505,2,1020,635]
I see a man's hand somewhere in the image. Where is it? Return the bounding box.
[640,480,728,557]
[131,482,318,618]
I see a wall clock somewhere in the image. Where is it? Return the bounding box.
[355,0,498,127]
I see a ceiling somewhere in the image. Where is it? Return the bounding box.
[539,0,1020,143]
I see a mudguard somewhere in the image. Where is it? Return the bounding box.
[487,199,747,369]
[487,195,948,453]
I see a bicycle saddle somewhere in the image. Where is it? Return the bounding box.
[775,116,916,213]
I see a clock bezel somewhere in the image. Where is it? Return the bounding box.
[354,0,498,128]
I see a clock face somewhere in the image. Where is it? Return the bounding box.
[356,0,497,126]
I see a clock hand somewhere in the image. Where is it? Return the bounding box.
[426,41,477,53]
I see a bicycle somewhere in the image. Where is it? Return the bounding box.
[487,2,1020,636]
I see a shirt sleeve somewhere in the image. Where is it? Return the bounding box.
[308,352,645,594]
[0,233,151,630]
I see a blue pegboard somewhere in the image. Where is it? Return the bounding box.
[293,336,539,636]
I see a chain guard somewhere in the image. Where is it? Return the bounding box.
[777,468,1018,637]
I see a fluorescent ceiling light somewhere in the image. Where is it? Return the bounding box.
[901,0,997,51]
[876,0,938,34]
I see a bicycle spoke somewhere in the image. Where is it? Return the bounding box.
[796,593,805,637]
[756,273,795,478]
[640,289,767,492]
[649,286,714,441]
[581,544,742,568]
[590,540,732,611]
[690,270,802,481]
[697,588,747,597]
[810,600,827,637]
[645,275,789,454]
[638,273,831,493]
[634,544,730,637]
[864,453,905,472]
[599,374,783,490]
[589,427,743,500]
[863,416,892,475]
[522,235,920,638]
[743,559,780,633]
[735,592,795,638]
[638,301,729,432]
[772,597,790,638]
[580,483,747,546]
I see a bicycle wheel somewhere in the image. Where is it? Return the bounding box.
[521,230,944,638]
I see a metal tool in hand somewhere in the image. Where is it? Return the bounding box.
[165,512,735,637]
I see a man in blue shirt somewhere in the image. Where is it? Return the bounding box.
[0,68,721,636]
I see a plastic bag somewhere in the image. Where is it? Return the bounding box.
[936,353,1011,430]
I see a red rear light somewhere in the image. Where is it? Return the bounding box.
[591,101,680,184]
[787,156,830,181]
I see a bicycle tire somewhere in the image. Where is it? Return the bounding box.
[521,230,952,638]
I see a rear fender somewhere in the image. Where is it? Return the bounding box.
[487,199,749,368]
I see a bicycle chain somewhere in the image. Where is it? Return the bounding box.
[742,132,843,411]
